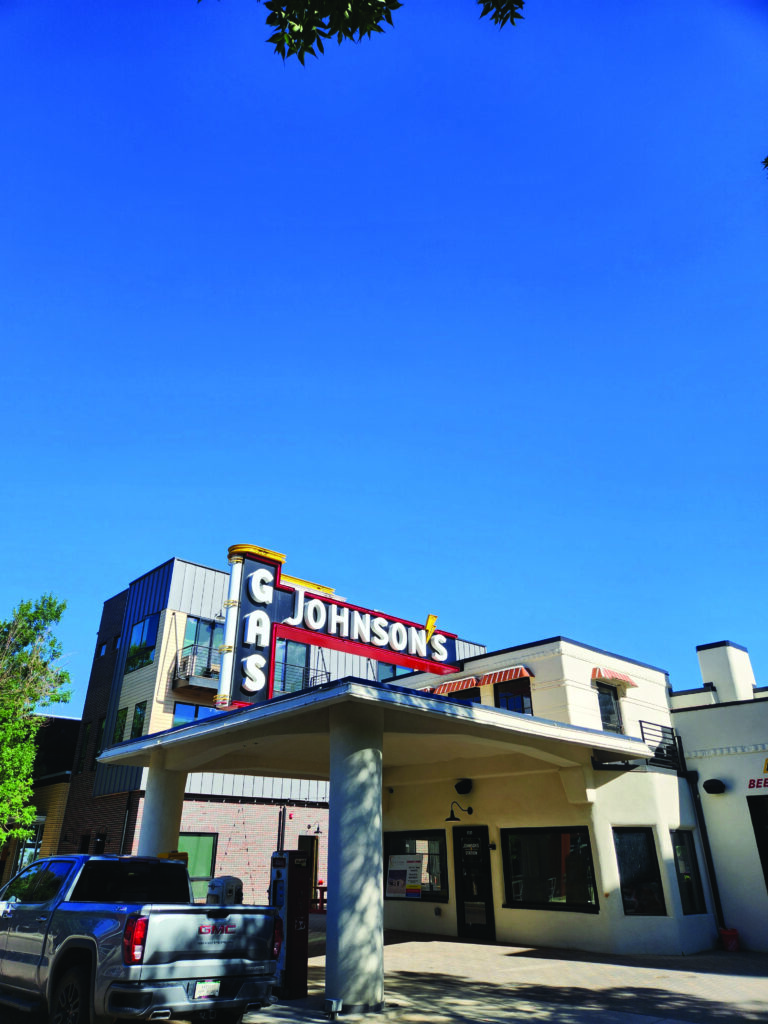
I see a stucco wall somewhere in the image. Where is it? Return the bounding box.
[673,699,768,951]
[383,765,716,955]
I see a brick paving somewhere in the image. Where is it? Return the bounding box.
[4,930,766,1023]
[254,931,768,1024]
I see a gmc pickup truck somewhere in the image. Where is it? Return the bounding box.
[0,854,281,1024]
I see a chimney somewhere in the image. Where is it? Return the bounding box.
[696,641,756,703]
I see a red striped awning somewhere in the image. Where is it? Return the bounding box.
[428,677,480,696]
[479,666,533,686]
[592,667,638,688]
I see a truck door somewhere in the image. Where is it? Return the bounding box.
[0,860,75,991]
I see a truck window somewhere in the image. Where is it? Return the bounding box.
[70,860,191,904]
[0,862,44,904]
[34,861,77,902]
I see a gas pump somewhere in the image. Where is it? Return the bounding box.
[270,850,311,998]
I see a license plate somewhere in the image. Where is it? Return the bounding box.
[194,980,220,999]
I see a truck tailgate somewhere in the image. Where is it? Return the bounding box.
[135,905,277,978]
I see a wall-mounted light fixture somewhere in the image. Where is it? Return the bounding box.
[702,778,727,794]
[445,801,473,822]
[306,822,323,834]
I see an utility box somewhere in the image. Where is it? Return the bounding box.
[206,875,243,905]
[270,851,311,999]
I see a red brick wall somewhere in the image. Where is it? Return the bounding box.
[127,797,329,904]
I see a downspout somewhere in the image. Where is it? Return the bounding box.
[216,551,245,709]
[677,735,726,929]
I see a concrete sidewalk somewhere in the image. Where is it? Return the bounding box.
[249,930,768,1024]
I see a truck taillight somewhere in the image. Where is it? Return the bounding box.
[123,915,149,965]
[272,915,283,960]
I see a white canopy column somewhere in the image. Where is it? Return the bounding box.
[325,703,384,1013]
[137,749,187,856]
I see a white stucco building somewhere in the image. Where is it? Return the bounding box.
[95,544,767,1012]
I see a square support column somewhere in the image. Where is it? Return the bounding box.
[325,703,384,1013]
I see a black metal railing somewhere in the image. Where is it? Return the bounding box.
[639,721,680,770]
[176,643,222,680]
[272,665,331,695]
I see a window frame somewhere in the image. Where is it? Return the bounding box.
[130,700,148,740]
[500,825,600,914]
[125,613,160,673]
[494,679,533,715]
[596,682,623,734]
[613,826,667,917]
[670,829,706,915]
[112,707,128,745]
[383,829,449,903]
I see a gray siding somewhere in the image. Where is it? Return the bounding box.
[168,560,229,619]
[186,773,329,803]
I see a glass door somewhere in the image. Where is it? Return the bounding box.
[452,825,495,942]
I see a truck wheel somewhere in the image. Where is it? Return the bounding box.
[50,966,91,1024]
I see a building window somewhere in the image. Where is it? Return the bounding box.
[597,682,623,733]
[130,701,147,740]
[376,662,412,684]
[125,613,160,673]
[11,819,45,875]
[613,827,667,916]
[670,830,706,915]
[178,832,218,902]
[98,643,107,657]
[74,721,92,773]
[112,707,128,745]
[500,826,599,913]
[450,686,482,705]
[181,617,225,678]
[274,640,310,694]
[173,702,220,727]
[495,680,533,715]
[90,717,106,769]
[384,830,448,902]
[113,635,121,652]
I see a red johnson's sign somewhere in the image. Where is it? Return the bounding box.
[225,544,460,705]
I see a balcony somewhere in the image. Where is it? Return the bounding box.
[173,644,222,691]
[639,721,681,770]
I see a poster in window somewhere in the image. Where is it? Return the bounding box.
[386,855,422,898]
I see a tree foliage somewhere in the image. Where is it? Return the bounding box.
[0,596,71,844]
[200,0,526,63]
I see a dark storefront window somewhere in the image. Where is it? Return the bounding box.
[500,826,599,912]
[384,830,448,902]
[613,827,666,916]
[125,613,160,673]
[597,683,623,733]
[670,830,706,914]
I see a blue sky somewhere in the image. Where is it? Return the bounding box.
[1,0,767,716]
